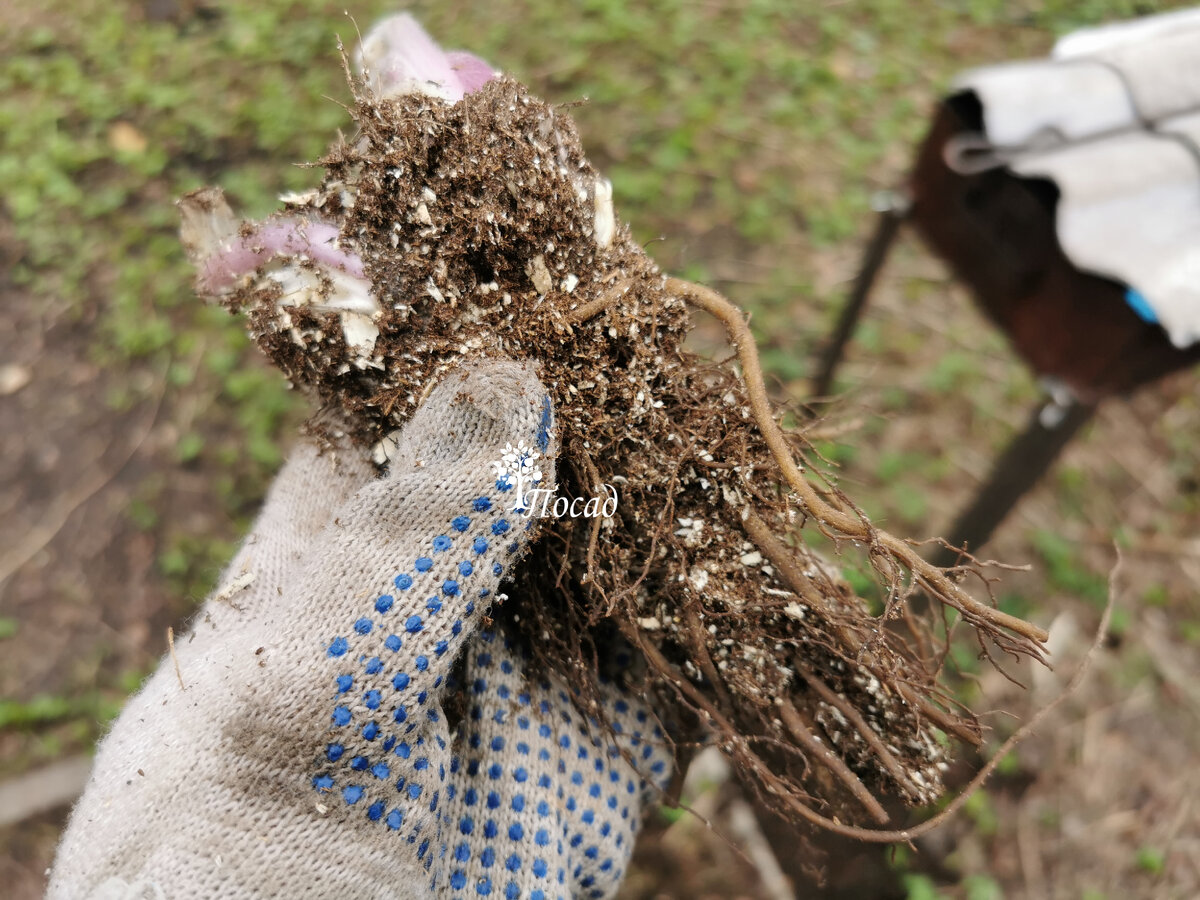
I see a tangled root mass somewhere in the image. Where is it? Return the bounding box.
[184,75,1048,832]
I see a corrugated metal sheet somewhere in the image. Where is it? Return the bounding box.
[949,8,1200,350]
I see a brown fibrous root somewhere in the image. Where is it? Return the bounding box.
[196,75,1053,834]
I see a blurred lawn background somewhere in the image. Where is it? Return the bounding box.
[2,1,1199,897]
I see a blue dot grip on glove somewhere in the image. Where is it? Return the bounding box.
[438,627,671,899]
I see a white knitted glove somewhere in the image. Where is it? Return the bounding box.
[48,359,672,899]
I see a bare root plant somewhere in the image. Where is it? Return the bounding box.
[181,66,1050,834]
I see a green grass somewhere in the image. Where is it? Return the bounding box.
[1135,845,1167,877]
[0,693,124,730]
[3,0,1181,422]
[1029,528,1110,607]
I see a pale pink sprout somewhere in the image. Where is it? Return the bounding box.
[196,220,366,297]
[189,15,495,300]
[356,13,498,102]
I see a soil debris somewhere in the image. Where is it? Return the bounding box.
[180,53,1047,830]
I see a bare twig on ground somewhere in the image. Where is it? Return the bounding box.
[726,797,794,900]
[0,756,92,827]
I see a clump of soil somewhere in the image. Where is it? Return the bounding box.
[181,75,1047,830]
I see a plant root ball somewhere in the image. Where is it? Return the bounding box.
[184,76,971,828]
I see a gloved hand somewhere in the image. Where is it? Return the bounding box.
[48,359,673,899]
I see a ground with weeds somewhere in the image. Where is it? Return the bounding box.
[1,1,1198,898]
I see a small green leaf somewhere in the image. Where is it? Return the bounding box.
[1135,846,1166,877]
[177,432,205,463]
